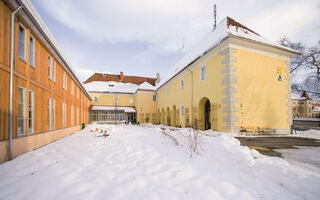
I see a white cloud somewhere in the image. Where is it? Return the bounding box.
[34,0,319,53]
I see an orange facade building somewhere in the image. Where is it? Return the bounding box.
[0,0,91,162]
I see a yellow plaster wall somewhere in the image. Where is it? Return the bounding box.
[236,48,291,133]
[135,92,157,123]
[90,92,135,107]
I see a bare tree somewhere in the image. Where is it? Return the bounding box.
[279,37,320,101]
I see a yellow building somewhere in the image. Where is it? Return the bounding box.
[155,17,299,134]
[86,17,299,135]
[84,72,157,124]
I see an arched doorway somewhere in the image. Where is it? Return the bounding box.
[172,105,176,127]
[166,107,171,126]
[198,97,211,130]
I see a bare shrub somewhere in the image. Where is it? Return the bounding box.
[185,128,203,158]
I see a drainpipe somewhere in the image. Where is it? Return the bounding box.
[9,5,23,160]
[187,67,193,127]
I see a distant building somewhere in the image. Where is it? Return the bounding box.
[292,91,320,118]
[84,72,157,124]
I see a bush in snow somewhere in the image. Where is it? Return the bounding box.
[185,128,203,158]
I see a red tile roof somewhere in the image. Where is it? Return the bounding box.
[84,73,157,86]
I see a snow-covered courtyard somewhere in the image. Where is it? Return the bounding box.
[0,124,320,200]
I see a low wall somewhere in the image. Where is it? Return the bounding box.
[293,118,320,127]
[0,126,81,163]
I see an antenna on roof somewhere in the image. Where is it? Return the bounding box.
[213,4,217,31]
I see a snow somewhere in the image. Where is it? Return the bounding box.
[84,81,155,93]
[292,129,320,140]
[84,81,139,93]
[291,93,306,100]
[138,81,155,91]
[21,0,90,98]
[1,124,319,200]
[91,105,136,113]
[155,17,299,90]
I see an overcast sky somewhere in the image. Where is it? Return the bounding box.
[31,0,320,81]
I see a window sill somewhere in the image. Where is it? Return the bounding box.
[19,57,26,63]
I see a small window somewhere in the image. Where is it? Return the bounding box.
[167,88,169,96]
[29,90,34,135]
[48,97,51,131]
[29,35,35,67]
[18,86,26,137]
[115,97,119,104]
[94,96,98,102]
[48,55,52,80]
[19,24,26,60]
[180,105,184,117]
[71,105,74,126]
[129,97,133,103]
[201,66,206,81]
[77,87,80,99]
[153,95,156,102]
[71,81,74,95]
[180,79,184,91]
[52,98,55,130]
[53,60,56,82]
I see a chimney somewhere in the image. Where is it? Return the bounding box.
[120,72,124,81]
[156,73,160,83]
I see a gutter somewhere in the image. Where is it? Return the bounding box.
[9,5,23,160]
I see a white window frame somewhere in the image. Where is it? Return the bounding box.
[48,55,52,80]
[115,97,119,104]
[180,105,185,117]
[53,60,56,83]
[18,23,26,61]
[71,105,74,126]
[28,90,34,135]
[200,66,206,81]
[77,108,79,125]
[53,98,55,130]
[29,34,35,67]
[71,81,74,95]
[180,79,184,91]
[18,86,26,137]
[129,97,133,103]
[48,97,51,131]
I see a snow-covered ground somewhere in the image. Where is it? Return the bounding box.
[1,124,320,200]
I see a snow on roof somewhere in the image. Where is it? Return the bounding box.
[313,106,320,112]
[91,106,136,113]
[155,17,299,90]
[138,81,155,91]
[292,93,306,100]
[85,81,155,93]
[85,81,139,93]
[20,0,91,99]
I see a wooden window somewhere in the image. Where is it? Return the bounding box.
[18,24,26,60]
[28,90,34,135]
[71,81,74,95]
[77,108,79,125]
[18,86,26,137]
[180,105,185,117]
[53,99,55,130]
[71,105,74,126]
[48,97,51,131]
[201,66,206,81]
[62,102,67,128]
[53,60,56,83]
[48,55,52,80]
[29,35,35,67]
[180,79,184,91]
